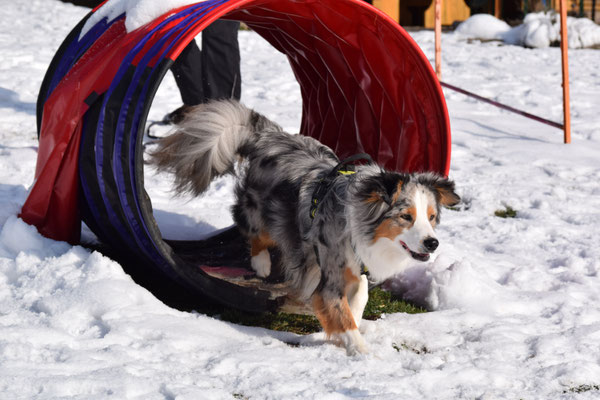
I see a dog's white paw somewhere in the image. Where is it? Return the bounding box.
[338,329,369,356]
[251,249,271,278]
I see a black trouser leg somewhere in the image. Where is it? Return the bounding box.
[201,20,241,102]
[170,20,241,106]
[170,39,205,106]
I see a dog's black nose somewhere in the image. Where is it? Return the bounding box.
[423,237,439,252]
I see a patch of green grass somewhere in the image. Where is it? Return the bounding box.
[494,205,518,218]
[209,287,425,335]
[219,309,321,335]
[564,384,600,394]
[363,287,426,320]
[392,342,429,355]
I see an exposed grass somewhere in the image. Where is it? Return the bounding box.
[564,384,600,394]
[494,205,518,218]
[363,287,426,320]
[392,342,429,355]
[219,309,321,335]
[211,287,425,335]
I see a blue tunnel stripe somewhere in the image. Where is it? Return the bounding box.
[116,7,227,269]
[119,1,229,250]
[101,2,225,267]
[45,14,124,106]
[90,0,231,270]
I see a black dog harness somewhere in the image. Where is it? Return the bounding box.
[308,153,380,287]
[309,153,373,220]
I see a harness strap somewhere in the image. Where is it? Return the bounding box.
[309,153,379,287]
[309,153,373,220]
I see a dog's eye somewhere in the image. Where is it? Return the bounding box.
[400,214,413,222]
[429,214,436,221]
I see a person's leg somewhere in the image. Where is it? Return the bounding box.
[201,20,241,101]
[170,39,204,106]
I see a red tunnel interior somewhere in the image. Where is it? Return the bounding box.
[171,0,451,175]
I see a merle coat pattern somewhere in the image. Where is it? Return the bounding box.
[149,100,460,354]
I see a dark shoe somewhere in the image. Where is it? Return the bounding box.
[162,104,194,124]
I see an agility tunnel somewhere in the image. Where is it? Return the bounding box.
[21,0,451,312]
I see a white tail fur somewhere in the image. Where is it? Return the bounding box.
[149,100,276,196]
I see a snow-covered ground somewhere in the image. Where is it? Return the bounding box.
[456,12,600,49]
[2,0,600,398]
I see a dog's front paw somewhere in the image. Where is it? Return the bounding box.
[338,329,369,356]
[251,249,271,278]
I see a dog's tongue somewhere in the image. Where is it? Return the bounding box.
[400,242,430,262]
[411,251,430,262]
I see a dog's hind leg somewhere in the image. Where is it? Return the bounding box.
[250,232,276,278]
[312,291,368,355]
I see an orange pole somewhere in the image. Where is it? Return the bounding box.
[435,0,442,80]
[559,0,571,143]
[494,0,501,18]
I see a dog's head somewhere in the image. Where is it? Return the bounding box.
[350,169,460,282]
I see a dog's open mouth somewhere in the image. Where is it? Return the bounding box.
[400,241,430,262]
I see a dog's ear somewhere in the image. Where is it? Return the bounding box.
[432,177,460,207]
[360,172,405,206]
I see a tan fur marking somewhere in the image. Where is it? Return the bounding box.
[250,231,276,257]
[391,180,404,203]
[344,267,360,300]
[373,219,405,243]
[312,293,358,336]
[373,207,415,243]
[428,205,437,226]
[344,267,360,285]
[405,207,416,221]
[437,187,460,207]
[365,191,381,204]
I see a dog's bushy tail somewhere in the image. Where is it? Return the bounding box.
[149,99,281,196]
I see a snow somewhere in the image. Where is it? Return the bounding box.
[454,13,511,41]
[81,0,210,36]
[456,11,600,48]
[2,0,600,398]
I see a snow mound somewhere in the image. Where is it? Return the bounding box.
[456,12,600,49]
[502,12,559,48]
[80,0,209,38]
[454,13,511,41]
[568,16,600,48]
[383,255,525,316]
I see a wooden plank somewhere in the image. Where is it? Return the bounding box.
[424,0,470,28]
[373,0,400,22]
[200,265,313,315]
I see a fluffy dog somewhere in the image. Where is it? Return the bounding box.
[149,100,459,354]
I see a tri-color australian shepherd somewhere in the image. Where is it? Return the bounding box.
[149,99,460,355]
